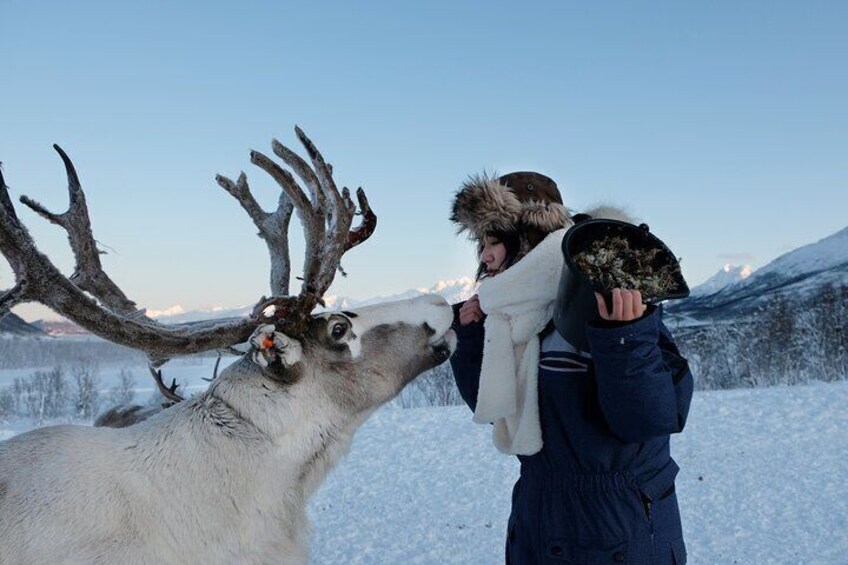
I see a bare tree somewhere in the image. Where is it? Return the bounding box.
[675,283,848,390]
[679,322,745,390]
[415,363,462,407]
[13,367,68,423]
[108,367,137,406]
[799,283,847,382]
[0,387,14,419]
[755,294,806,386]
[70,357,101,419]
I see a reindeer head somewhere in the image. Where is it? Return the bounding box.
[225,295,455,416]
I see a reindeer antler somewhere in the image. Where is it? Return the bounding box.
[0,128,376,394]
[237,126,377,333]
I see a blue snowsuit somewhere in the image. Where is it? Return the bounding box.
[450,304,693,564]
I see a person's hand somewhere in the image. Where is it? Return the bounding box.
[458,294,484,325]
[595,288,647,322]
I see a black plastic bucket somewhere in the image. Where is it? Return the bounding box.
[553,218,689,350]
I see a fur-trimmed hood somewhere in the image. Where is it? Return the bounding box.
[450,172,570,240]
[450,171,572,261]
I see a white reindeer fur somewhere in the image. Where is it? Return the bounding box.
[0,294,455,565]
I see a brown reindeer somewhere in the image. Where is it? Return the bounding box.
[0,129,455,564]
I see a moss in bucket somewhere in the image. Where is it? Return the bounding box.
[571,236,681,299]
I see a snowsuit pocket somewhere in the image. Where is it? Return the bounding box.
[546,539,629,564]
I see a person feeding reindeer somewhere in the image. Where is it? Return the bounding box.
[449,171,693,564]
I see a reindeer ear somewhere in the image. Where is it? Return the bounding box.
[249,324,303,368]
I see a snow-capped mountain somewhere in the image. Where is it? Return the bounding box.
[424,277,479,305]
[0,278,479,335]
[147,277,478,325]
[667,226,848,323]
[146,304,254,324]
[147,224,845,328]
[6,224,844,334]
[320,277,477,311]
[689,264,753,297]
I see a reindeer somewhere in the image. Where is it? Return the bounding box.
[0,129,456,564]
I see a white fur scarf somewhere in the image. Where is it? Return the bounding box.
[473,228,566,455]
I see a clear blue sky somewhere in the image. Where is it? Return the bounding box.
[2,1,846,321]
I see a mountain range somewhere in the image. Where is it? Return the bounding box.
[135,277,478,326]
[665,226,848,326]
[688,264,753,297]
[3,225,845,336]
[139,225,848,329]
[0,312,44,336]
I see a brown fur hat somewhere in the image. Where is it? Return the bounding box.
[450,171,572,258]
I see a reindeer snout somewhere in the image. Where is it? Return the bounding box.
[407,295,454,360]
[415,294,452,342]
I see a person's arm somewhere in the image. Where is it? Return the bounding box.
[587,305,694,443]
[448,301,485,412]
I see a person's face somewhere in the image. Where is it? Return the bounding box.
[480,236,508,275]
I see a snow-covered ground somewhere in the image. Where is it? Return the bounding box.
[1,377,846,564]
[309,381,847,564]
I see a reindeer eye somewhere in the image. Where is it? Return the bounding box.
[331,322,347,340]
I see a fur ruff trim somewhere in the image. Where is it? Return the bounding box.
[521,200,571,234]
[583,205,637,224]
[450,174,523,239]
[450,173,570,241]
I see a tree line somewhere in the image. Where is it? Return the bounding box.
[2,283,844,417]
[402,282,848,405]
[0,360,138,424]
[672,283,847,390]
[0,338,147,370]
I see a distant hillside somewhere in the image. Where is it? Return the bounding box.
[0,312,44,336]
[30,319,93,336]
[689,264,753,297]
[663,225,847,389]
[147,277,478,324]
[667,226,848,325]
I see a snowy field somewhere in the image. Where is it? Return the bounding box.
[1,373,846,564]
[309,381,848,564]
